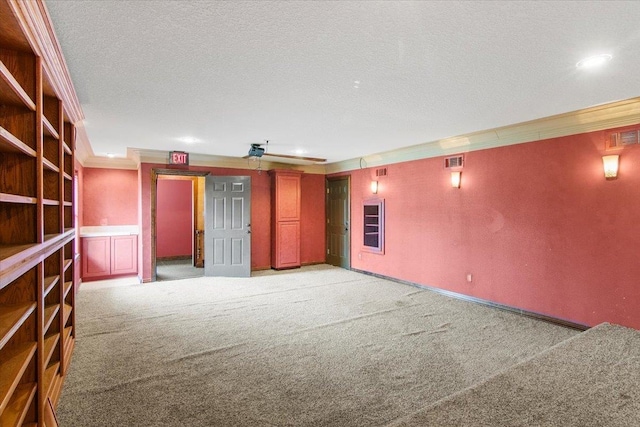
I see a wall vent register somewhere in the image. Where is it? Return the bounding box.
[444,155,464,169]
[375,168,388,177]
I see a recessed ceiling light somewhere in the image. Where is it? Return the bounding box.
[576,54,612,69]
[294,149,306,155]
[178,136,201,144]
[106,153,116,158]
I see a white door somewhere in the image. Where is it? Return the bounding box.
[204,176,251,277]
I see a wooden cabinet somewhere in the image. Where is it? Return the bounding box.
[0,1,80,423]
[82,235,138,280]
[81,236,110,278]
[270,170,303,269]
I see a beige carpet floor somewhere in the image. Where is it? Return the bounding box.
[58,265,585,426]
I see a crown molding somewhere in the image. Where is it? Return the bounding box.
[326,97,640,174]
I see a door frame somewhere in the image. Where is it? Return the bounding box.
[151,168,209,282]
[326,175,351,269]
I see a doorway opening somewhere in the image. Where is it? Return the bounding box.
[151,169,209,282]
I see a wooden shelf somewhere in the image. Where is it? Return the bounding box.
[42,157,59,173]
[42,117,59,139]
[62,303,72,325]
[0,193,37,204]
[44,275,60,297]
[43,304,59,333]
[43,333,60,368]
[0,382,36,427]
[63,326,72,345]
[1,3,78,423]
[0,125,36,157]
[0,60,35,110]
[42,362,60,400]
[63,335,74,374]
[50,372,63,406]
[0,341,36,414]
[63,280,72,299]
[0,303,36,349]
[1,232,76,290]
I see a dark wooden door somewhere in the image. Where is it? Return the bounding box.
[326,177,350,268]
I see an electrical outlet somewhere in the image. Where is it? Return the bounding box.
[466,274,473,283]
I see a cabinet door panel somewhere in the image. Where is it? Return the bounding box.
[275,175,301,221]
[82,237,110,278]
[275,222,300,268]
[111,236,137,275]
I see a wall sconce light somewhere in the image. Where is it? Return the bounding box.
[602,155,619,180]
[451,171,461,188]
[370,180,378,194]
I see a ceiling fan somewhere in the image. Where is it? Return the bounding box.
[243,140,327,163]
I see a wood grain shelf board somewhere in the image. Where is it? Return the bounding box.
[43,304,59,334]
[0,60,35,110]
[44,275,60,297]
[42,157,59,173]
[1,232,75,291]
[0,242,36,264]
[0,341,36,414]
[42,117,59,139]
[63,259,72,272]
[43,333,60,369]
[0,382,36,427]
[63,335,74,374]
[63,201,72,207]
[62,303,72,325]
[42,198,60,206]
[63,280,72,299]
[0,302,36,349]
[0,125,36,157]
[63,172,72,181]
[42,362,60,401]
[62,141,71,155]
[51,372,63,406]
[63,326,72,345]
[0,192,37,204]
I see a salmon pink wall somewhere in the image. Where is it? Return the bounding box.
[301,173,326,264]
[139,164,324,282]
[340,125,640,329]
[156,179,192,258]
[83,168,138,226]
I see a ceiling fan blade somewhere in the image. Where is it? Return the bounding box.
[262,152,327,162]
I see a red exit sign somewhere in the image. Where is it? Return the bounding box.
[169,151,189,165]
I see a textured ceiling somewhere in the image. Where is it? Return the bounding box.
[46,1,640,164]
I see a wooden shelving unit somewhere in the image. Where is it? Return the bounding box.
[1,0,81,423]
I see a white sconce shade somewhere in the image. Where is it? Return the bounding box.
[451,171,461,188]
[370,180,378,194]
[602,155,619,180]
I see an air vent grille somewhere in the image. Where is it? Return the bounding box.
[444,155,464,169]
[376,168,388,177]
[608,128,640,149]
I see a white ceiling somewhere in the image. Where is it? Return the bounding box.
[45,1,640,165]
